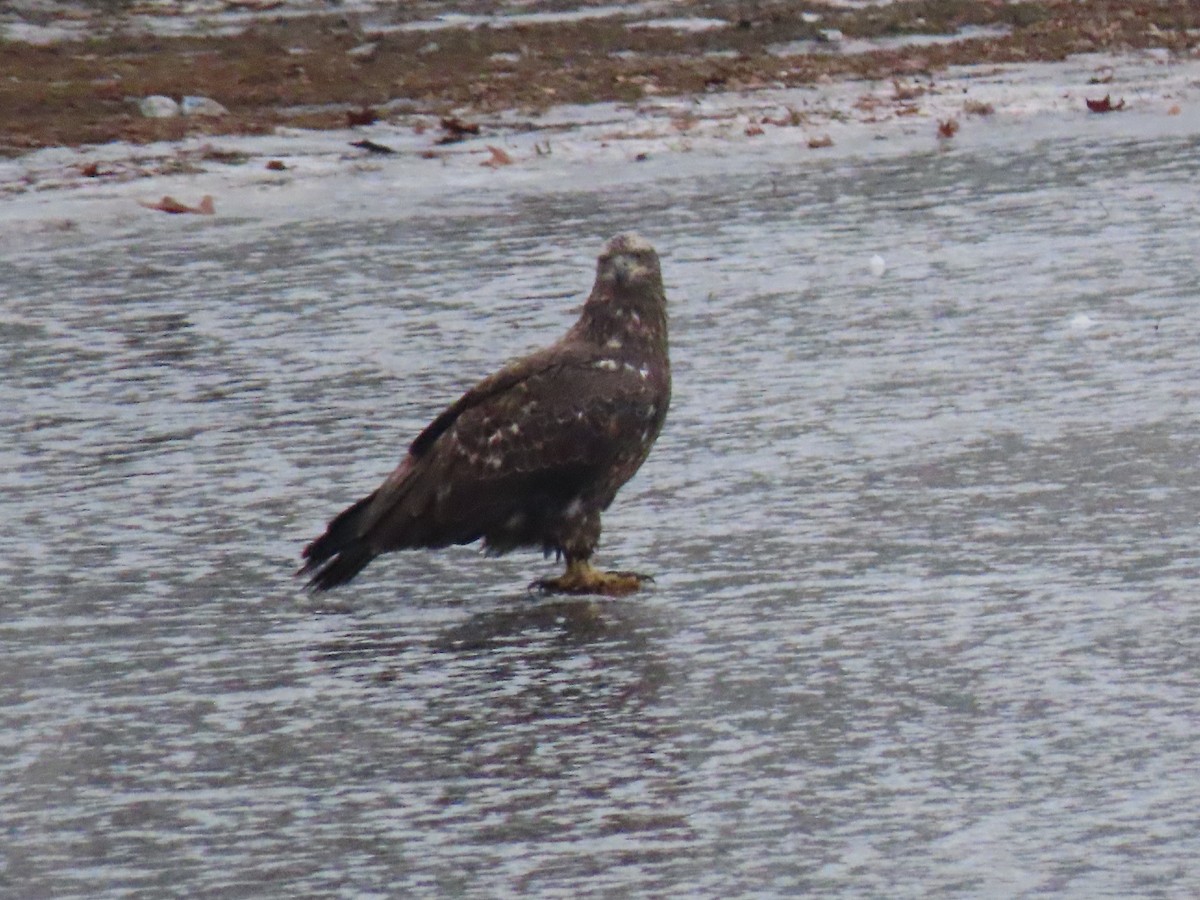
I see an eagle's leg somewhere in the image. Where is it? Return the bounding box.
[533,557,652,597]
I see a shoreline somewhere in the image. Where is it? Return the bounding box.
[1,3,1198,231]
[1,1,1196,154]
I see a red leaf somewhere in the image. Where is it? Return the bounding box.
[346,106,378,127]
[481,145,513,167]
[437,116,481,144]
[1086,95,1125,113]
[139,195,215,215]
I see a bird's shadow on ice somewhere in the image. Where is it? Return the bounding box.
[433,595,646,653]
[310,591,665,682]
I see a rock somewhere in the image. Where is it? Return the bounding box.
[181,96,229,117]
[139,95,180,118]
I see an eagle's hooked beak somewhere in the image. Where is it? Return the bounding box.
[610,254,636,287]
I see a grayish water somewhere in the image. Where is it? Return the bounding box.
[3,127,1199,897]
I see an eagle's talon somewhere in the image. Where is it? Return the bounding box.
[532,560,652,597]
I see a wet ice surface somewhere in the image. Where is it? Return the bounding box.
[4,99,1200,896]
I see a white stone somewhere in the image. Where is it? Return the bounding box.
[139,95,180,118]
[181,96,229,117]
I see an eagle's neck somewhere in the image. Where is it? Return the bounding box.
[573,285,669,357]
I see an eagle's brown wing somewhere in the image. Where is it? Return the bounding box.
[300,341,666,589]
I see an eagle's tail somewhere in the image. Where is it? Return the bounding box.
[299,491,379,591]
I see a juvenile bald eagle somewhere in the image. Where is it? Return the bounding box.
[300,233,671,595]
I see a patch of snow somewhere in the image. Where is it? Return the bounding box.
[770,25,1012,57]
[627,17,729,33]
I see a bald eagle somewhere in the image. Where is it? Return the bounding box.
[299,233,671,596]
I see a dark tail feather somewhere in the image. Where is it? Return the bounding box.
[302,543,376,591]
[299,491,379,591]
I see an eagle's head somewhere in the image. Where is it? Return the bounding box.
[596,233,662,294]
[574,233,669,354]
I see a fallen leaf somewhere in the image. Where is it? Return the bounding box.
[1086,95,1126,113]
[963,99,994,116]
[938,118,960,139]
[198,145,247,164]
[346,106,378,127]
[481,145,513,167]
[807,134,833,149]
[350,139,395,155]
[892,80,925,102]
[139,195,214,215]
[745,124,764,137]
[1168,104,1181,116]
[438,116,481,144]
[895,104,922,117]
[265,159,287,171]
[78,161,103,177]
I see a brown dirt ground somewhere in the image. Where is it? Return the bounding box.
[1,0,1197,156]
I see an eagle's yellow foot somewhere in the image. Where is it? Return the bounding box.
[533,559,653,597]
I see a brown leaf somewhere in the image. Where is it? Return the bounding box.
[963,99,994,117]
[438,116,481,144]
[892,80,925,102]
[744,124,764,137]
[807,134,833,149]
[265,159,287,171]
[350,139,395,155]
[1086,95,1125,113]
[481,145,513,167]
[1168,104,1181,116]
[139,195,214,215]
[938,118,960,139]
[346,106,378,127]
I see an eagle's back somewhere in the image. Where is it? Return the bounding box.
[376,339,669,556]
